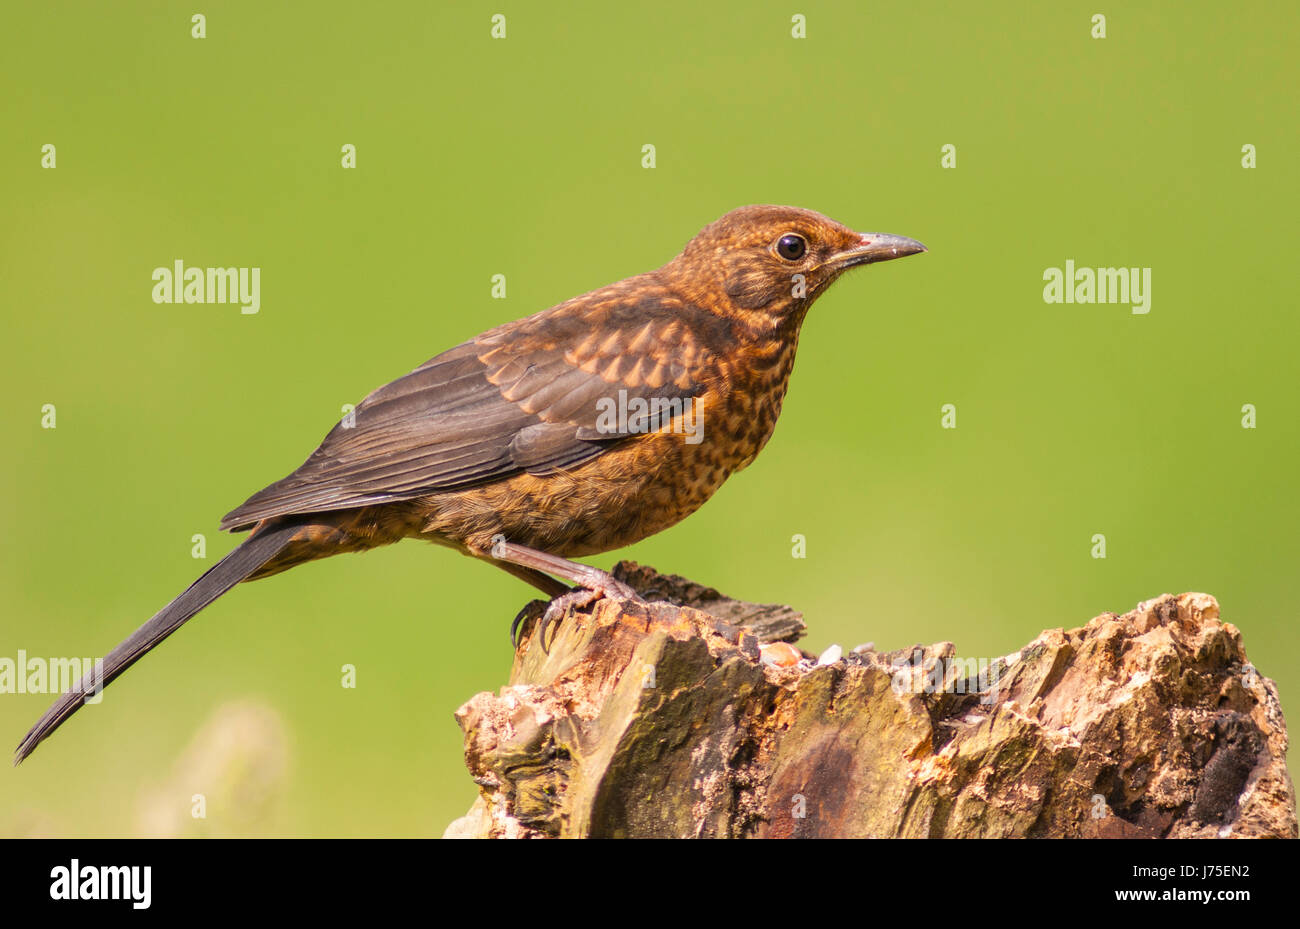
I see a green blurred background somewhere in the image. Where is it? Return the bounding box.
[2,1,1296,836]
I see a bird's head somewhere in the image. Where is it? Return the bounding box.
[666,204,926,332]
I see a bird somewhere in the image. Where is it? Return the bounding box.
[14,204,925,764]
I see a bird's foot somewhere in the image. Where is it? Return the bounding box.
[492,540,644,651]
[526,572,640,654]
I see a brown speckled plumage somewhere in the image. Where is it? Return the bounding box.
[238,207,915,568]
[15,205,925,763]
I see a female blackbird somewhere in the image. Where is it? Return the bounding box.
[16,204,924,763]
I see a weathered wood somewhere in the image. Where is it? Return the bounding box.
[445,563,1296,838]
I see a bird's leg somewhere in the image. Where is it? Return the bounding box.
[490,560,571,598]
[490,540,639,599]
[490,539,640,651]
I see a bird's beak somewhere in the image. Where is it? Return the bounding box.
[831,233,928,270]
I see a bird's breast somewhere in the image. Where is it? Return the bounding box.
[417,334,802,558]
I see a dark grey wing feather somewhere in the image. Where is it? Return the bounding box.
[220,296,707,531]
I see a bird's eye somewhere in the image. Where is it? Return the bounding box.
[776,233,807,261]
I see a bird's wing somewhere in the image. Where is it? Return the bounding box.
[219,285,716,531]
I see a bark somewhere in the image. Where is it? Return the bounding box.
[445,562,1296,839]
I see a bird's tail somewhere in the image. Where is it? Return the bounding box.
[13,521,303,765]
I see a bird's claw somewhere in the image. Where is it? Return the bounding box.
[526,575,641,654]
[510,599,548,648]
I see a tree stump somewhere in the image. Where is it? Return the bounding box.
[444,562,1296,838]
